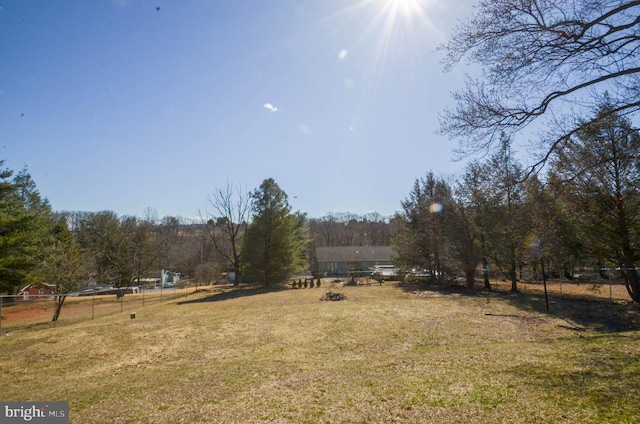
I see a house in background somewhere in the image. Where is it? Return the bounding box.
[161,269,180,288]
[316,246,396,277]
[18,282,56,299]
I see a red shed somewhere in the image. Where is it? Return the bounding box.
[17,283,57,299]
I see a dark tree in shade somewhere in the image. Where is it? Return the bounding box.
[550,103,640,302]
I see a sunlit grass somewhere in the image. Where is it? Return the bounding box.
[1,282,639,423]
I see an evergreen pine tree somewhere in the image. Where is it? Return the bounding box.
[242,179,309,286]
[0,163,53,293]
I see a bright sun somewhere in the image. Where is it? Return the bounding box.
[328,0,442,96]
[384,0,424,17]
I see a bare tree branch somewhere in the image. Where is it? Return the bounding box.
[200,182,252,284]
[440,0,640,164]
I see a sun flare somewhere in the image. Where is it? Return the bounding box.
[384,0,424,17]
[316,0,444,116]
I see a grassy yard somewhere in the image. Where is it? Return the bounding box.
[1,281,639,423]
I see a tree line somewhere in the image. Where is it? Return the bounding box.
[434,0,640,302]
[201,181,396,286]
[0,171,396,321]
[2,103,640,311]
[396,103,640,304]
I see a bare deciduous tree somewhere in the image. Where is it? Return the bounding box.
[309,213,395,247]
[39,218,85,322]
[201,183,252,285]
[440,0,640,165]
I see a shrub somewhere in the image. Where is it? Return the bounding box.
[317,278,321,288]
[303,280,308,288]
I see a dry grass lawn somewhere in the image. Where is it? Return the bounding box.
[1,281,639,423]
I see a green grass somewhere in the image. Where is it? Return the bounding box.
[1,282,639,423]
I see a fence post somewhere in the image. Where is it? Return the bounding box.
[610,281,613,301]
[541,255,549,311]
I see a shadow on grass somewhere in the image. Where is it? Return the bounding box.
[503,334,640,419]
[176,283,289,305]
[396,280,640,333]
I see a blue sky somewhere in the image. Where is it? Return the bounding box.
[1,0,474,220]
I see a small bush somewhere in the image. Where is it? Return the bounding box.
[308,279,314,288]
[303,280,308,288]
[317,278,321,288]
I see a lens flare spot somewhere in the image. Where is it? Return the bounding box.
[298,123,312,135]
[338,49,348,59]
[429,203,443,213]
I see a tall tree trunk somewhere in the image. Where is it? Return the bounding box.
[623,267,640,303]
[480,230,491,289]
[510,257,518,292]
[52,296,65,322]
[465,268,475,289]
[615,174,640,303]
[482,257,491,290]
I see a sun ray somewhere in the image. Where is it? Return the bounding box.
[356,0,443,95]
[385,0,426,17]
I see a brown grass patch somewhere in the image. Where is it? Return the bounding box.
[1,280,639,423]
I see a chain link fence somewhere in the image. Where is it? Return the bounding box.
[0,281,210,335]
